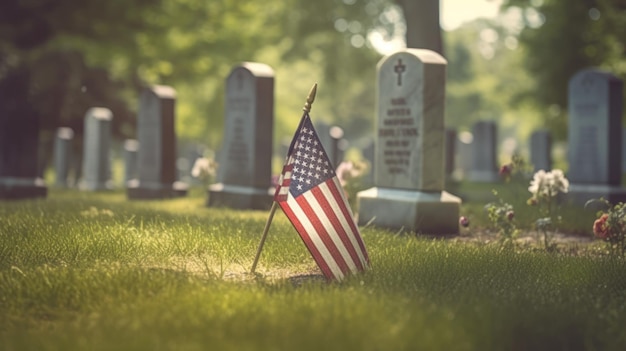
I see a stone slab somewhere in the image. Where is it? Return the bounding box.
[567,184,626,206]
[207,183,273,210]
[357,187,461,235]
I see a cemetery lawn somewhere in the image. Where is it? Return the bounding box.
[2,190,626,351]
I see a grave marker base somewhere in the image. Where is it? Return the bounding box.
[567,184,626,206]
[0,178,47,200]
[357,187,461,235]
[127,181,188,199]
[207,183,273,210]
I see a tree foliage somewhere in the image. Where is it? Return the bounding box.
[500,0,626,140]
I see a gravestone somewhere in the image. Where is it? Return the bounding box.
[123,139,139,185]
[208,62,274,209]
[357,49,461,234]
[530,129,552,172]
[81,108,113,191]
[455,131,473,180]
[466,120,498,182]
[567,69,626,204]
[127,85,188,199]
[0,69,47,199]
[54,127,74,187]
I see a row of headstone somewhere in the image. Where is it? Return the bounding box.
[443,125,553,180]
[49,85,185,198]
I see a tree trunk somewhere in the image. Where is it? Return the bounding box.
[397,0,443,55]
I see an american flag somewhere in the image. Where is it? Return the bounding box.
[274,113,369,281]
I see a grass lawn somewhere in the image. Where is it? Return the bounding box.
[1,187,625,351]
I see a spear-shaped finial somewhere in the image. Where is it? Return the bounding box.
[302,83,318,113]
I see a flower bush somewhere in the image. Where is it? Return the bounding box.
[527,169,569,251]
[335,160,369,209]
[485,190,518,248]
[591,199,626,256]
[191,156,218,188]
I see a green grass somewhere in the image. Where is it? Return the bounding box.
[1,189,626,350]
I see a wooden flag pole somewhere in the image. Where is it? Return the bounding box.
[250,83,318,274]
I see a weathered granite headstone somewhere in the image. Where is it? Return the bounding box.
[357,49,461,234]
[127,85,188,199]
[54,127,74,187]
[530,129,552,172]
[0,69,47,199]
[467,120,498,182]
[567,69,626,204]
[81,108,113,191]
[123,139,139,185]
[208,62,274,209]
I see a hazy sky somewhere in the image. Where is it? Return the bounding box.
[441,0,503,30]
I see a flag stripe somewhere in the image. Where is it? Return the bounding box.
[302,188,358,273]
[316,180,368,269]
[310,181,365,271]
[330,177,370,264]
[280,198,344,280]
[295,194,352,276]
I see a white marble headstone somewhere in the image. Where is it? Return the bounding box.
[357,49,461,235]
[375,49,446,191]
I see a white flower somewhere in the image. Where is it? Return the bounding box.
[528,169,569,197]
[191,157,217,180]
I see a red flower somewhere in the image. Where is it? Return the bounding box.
[593,214,610,239]
[499,164,512,177]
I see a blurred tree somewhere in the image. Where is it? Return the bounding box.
[398,0,443,53]
[500,0,626,140]
[0,0,448,151]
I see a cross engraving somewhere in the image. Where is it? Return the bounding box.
[394,59,406,86]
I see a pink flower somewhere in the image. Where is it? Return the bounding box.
[593,214,610,239]
[271,174,280,188]
[459,216,470,228]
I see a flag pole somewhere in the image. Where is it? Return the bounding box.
[250,83,317,274]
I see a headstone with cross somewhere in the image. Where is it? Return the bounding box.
[127,85,188,199]
[566,68,626,205]
[208,62,275,210]
[357,49,461,235]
